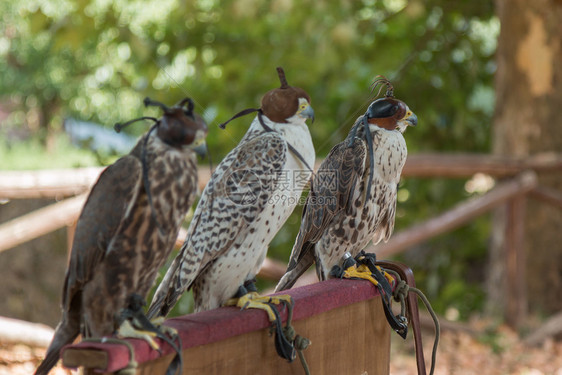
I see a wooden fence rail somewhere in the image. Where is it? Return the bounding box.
[2,152,562,254]
[369,171,538,257]
[401,152,562,178]
[2,152,562,327]
[2,152,562,199]
[0,194,87,253]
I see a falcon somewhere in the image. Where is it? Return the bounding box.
[35,98,207,375]
[276,77,417,291]
[147,67,315,321]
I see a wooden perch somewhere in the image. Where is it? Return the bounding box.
[369,171,538,257]
[62,278,391,375]
[0,194,87,253]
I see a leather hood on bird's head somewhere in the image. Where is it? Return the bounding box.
[218,67,311,129]
[260,67,311,123]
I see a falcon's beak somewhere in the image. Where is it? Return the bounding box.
[193,142,207,157]
[301,104,315,125]
[404,112,418,127]
[188,135,208,157]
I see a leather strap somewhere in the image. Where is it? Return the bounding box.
[376,260,427,375]
[218,109,314,174]
[256,112,314,173]
[218,108,261,129]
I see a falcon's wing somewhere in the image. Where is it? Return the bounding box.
[276,138,366,290]
[148,132,287,317]
[62,155,142,311]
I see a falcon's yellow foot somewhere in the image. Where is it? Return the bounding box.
[333,251,394,289]
[225,283,298,362]
[117,319,160,350]
[343,263,380,285]
[355,253,395,285]
[225,291,294,322]
[343,262,394,286]
[149,316,178,337]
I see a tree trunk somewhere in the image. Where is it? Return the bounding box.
[489,0,562,322]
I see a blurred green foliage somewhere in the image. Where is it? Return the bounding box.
[0,133,98,169]
[0,0,498,319]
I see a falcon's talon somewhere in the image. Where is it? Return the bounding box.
[381,268,395,286]
[225,291,293,324]
[117,320,160,351]
[342,265,380,286]
[147,316,178,337]
[265,294,294,306]
[150,316,166,325]
[150,316,178,337]
[155,323,178,337]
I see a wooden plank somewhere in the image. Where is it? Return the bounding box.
[62,278,392,375]
[139,297,388,375]
[64,349,108,371]
[369,171,538,257]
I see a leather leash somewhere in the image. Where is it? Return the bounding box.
[377,260,428,375]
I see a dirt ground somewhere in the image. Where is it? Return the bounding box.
[2,321,561,375]
[390,325,562,375]
[0,344,72,375]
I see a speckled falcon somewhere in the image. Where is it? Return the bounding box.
[276,78,416,291]
[35,98,207,375]
[147,67,315,319]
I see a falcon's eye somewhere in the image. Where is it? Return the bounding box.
[366,99,398,119]
[299,102,308,111]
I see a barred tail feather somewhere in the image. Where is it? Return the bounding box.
[35,318,79,375]
[147,260,184,319]
[275,247,316,292]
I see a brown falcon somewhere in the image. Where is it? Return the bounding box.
[276,78,417,291]
[147,68,315,321]
[35,98,207,375]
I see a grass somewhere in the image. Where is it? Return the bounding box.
[0,134,100,170]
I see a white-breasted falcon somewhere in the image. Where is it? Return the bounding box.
[276,78,416,291]
[147,67,315,319]
[35,98,207,375]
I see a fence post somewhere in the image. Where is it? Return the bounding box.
[504,193,528,328]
